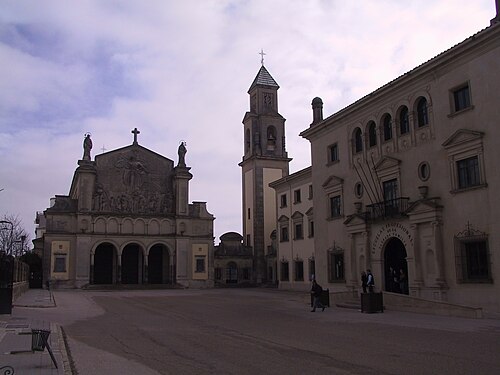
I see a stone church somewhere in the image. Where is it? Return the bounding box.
[35,129,214,288]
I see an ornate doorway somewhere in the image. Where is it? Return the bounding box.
[383,238,409,294]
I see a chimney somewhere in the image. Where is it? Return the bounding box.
[311,97,323,125]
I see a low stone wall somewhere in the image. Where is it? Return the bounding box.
[383,292,483,319]
[12,281,29,301]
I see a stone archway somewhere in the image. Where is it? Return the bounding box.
[148,244,170,284]
[383,237,409,294]
[122,244,143,284]
[94,243,117,284]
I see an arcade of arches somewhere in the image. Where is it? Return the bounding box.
[92,242,173,285]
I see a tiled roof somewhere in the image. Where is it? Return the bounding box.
[248,65,279,92]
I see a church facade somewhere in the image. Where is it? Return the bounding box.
[35,130,214,289]
[297,15,500,313]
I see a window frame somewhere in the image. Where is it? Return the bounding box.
[451,83,472,114]
[328,247,345,283]
[454,225,492,283]
[327,143,339,165]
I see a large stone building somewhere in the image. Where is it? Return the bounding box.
[35,130,214,288]
[277,9,500,313]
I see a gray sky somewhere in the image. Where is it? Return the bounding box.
[0,0,496,245]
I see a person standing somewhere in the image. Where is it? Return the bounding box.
[361,271,368,293]
[366,269,375,293]
[310,280,326,312]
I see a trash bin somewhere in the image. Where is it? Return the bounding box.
[361,292,384,313]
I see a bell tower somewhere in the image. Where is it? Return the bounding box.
[239,60,291,284]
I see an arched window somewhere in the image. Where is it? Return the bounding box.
[354,128,363,153]
[267,126,276,151]
[368,121,377,147]
[417,97,429,127]
[399,106,409,135]
[383,114,392,141]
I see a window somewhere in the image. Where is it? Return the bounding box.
[354,128,363,153]
[308,257,315,280]
[453,84,471,112]
[294,189,301,203]
[195,256,206,273]
[368,121,377,147]
[247,208,251,219]
[329,195,341,218]
[418,162,430,181]
[280,194,287,207]
[383,114,392,141]
[417,97,429,127]
[245,129,251,152]
[455,225,491,283]
[308,219,314,238]
[457,156,480,189]
[53,255,66,273]
[294,223,303,240]
[280,226,289,242]
[294,260,304,281]
[280,261,289,281]
[328,143,339,163]
[354,182,363,198]
[308,185,313,199]
[399,107,409,135]
[328,249,345,282]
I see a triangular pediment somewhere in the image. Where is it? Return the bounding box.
[374,156,401,171]
[291,211,304,219]
[278,215,289,223]
[406,198,443,215]
[442,129,484,149]
[343,213,367,226]
[322,175,344,189]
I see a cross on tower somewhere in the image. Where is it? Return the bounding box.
[131,128,140,144]
[100,145,107,154]
[259,49,266,66]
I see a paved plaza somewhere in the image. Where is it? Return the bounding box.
[3,288,500,374]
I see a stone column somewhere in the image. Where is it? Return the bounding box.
[432,221,447,287]
[349,234,357,288]
[117,251,122,284]
[89,252,94,284]
[144,252,149,284]
[410,224,423,285]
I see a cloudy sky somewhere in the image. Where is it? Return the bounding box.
[0,0,496,245]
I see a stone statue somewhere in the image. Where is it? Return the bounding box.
[83,133,92,161]
[178,141,187,167]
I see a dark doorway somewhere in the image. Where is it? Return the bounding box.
[384,238,409,294]
[226,262,238,284]
[20,252,43,288]
[94,243,115,284]
[148,245,169,284]
[122,244,142,284]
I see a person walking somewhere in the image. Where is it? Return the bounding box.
[310,280,326,312]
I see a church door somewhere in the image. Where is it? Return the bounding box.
[226,262,238,284]
[383,238,409,294]
[94,243,116,284]
[122,244,142,284]
[148,245,169,284]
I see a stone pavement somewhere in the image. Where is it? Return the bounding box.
[0,289,72,375]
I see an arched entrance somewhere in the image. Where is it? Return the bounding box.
[122,244,143,284]
[383,238,409,294]
[94,243,117,284]
[226,262,238,284]
[148,244,170,284]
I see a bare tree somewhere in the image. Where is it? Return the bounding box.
[0,214,31,257]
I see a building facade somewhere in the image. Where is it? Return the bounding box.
[299,18,500,313]
[240,64,291,284]
[35,131,215,289]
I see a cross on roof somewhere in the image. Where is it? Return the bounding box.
[259,49,266,66]
[132,128,140,144]
[100,145,107,154]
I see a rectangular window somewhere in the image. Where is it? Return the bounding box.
[280,261,289,281]
[453,85,471,112]
[280,194,287,207]
[294,223,303,240]
[280,226,289,242]
[308,185,313,199]
[195,256,205,273]
[53,256,66,273]
[294,260,304,281]
[330,195,341,218]
[294,189,301,203]
[308,220,314,238]
[456,240,491,283]
[328,143,339,163]
[457,156,480,189]
[247,208,251,219]
[308,258,315,280]
[328,252,345,282]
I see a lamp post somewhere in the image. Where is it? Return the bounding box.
[0,220,14,314]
